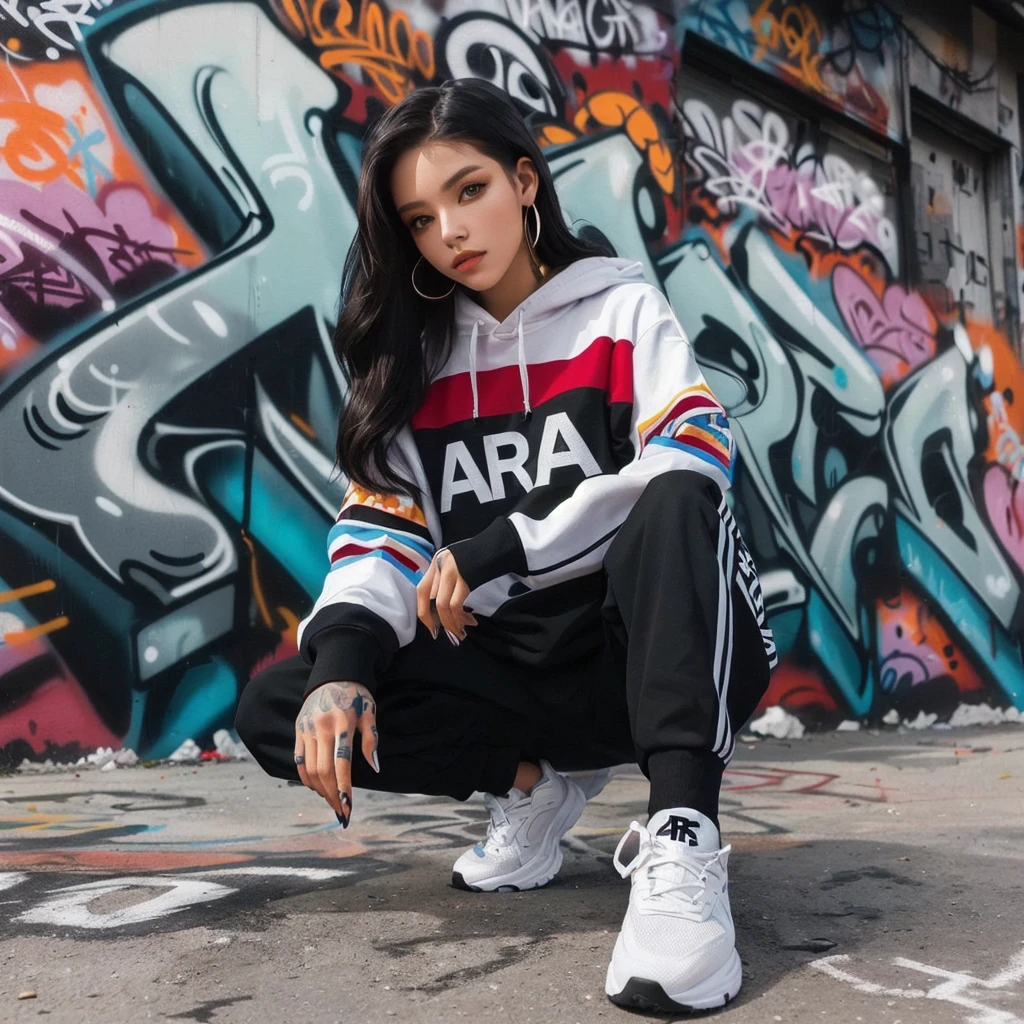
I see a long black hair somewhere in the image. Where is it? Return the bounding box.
[333,77,610,499]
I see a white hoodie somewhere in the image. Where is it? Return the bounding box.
[297,256,734,694]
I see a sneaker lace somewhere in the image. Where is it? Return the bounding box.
[480,792,516,850]
[613,821,729,922]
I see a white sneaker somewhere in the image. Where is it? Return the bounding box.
[605,807,742,1013]
[451,760,587,892]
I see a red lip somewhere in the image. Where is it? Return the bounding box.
[452,250,485,270]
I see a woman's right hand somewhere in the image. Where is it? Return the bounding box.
[293,681,379,827]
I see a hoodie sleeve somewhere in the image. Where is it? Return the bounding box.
[296,433,437,698]
[447,298,733,593]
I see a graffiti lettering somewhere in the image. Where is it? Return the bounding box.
[505,0,664,57]
[681,0,899,139]
[0,0,117,59]
[751,0,827,93]
[271,0,434,104]
[683,97,898,272]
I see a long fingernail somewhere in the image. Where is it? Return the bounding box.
[431,625,439,640]
[372,750,380,774]
[445,629,460,647]
[338,792,351,828]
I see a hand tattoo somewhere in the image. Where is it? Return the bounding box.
[335,731,352,760]
[297,682,375,734]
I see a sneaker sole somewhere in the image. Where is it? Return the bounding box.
[449,781,587,892]
[605,948,742,1012]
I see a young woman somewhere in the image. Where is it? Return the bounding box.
[235,78,775,1014]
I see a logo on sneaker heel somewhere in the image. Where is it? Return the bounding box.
[655,815,700,845]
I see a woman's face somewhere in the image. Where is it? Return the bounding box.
[390,140,538,294]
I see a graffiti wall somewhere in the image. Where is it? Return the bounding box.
[1,0,1023,764]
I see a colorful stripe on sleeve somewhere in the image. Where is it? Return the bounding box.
[328,486,435,585]
[639,385,733,476]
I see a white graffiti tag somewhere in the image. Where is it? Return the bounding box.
[505,0,665,55]
[0,0,116,57]
[10,867,352,929]
[684,96,898,273]
[811,951,1024,1024]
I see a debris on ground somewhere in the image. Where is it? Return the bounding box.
[949,703,1023,727]
[749,706,805,739]
[13,730,251,773]
[168,738,202,762]
[213,729,251,759]
[902,711,938,730]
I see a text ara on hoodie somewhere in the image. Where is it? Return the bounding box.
[297,257,736,693]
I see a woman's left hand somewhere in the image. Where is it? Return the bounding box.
[416,549,478,644]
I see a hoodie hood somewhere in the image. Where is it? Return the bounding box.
[451,256,647,421]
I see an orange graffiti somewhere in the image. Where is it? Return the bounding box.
[537,124,577,147]
[289,412,317,438]
[877,589,985,696]
[752,0,827,95]
[574,91,675,194]
[0,579,57,604]
[242,533,276,630]
[0,60,206,272]
[967,319,1024,469]
[0,101,76,187]
[271,0,433,105]
[539,88,675,195]
[3,616,70,644]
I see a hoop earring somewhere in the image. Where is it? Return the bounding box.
[524,204,541,247]
[411,256,455,300]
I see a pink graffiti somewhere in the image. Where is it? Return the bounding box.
[0,178,187,330]
[832,264,936,383]
[759,161,891,256]
[875,590,984,695]
[983,463,1024,575]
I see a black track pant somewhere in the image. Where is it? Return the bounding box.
[236,471,775,820]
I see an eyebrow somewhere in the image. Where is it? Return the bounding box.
[397,165,484,215]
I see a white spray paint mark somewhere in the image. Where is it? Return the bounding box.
[15,875,235,929]
[192,300,228,338]
[95,495,123,517]
[0,872,28,892]
[811,954,927,998]
[812,951,1024,1024]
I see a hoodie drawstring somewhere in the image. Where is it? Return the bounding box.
[468,318,482,421]
[516,309,532,419]
[467,312,531,423]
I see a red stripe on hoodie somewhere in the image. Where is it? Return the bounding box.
[411,335,634,431]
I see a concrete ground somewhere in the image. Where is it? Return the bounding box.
[1,726,1023,1024]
